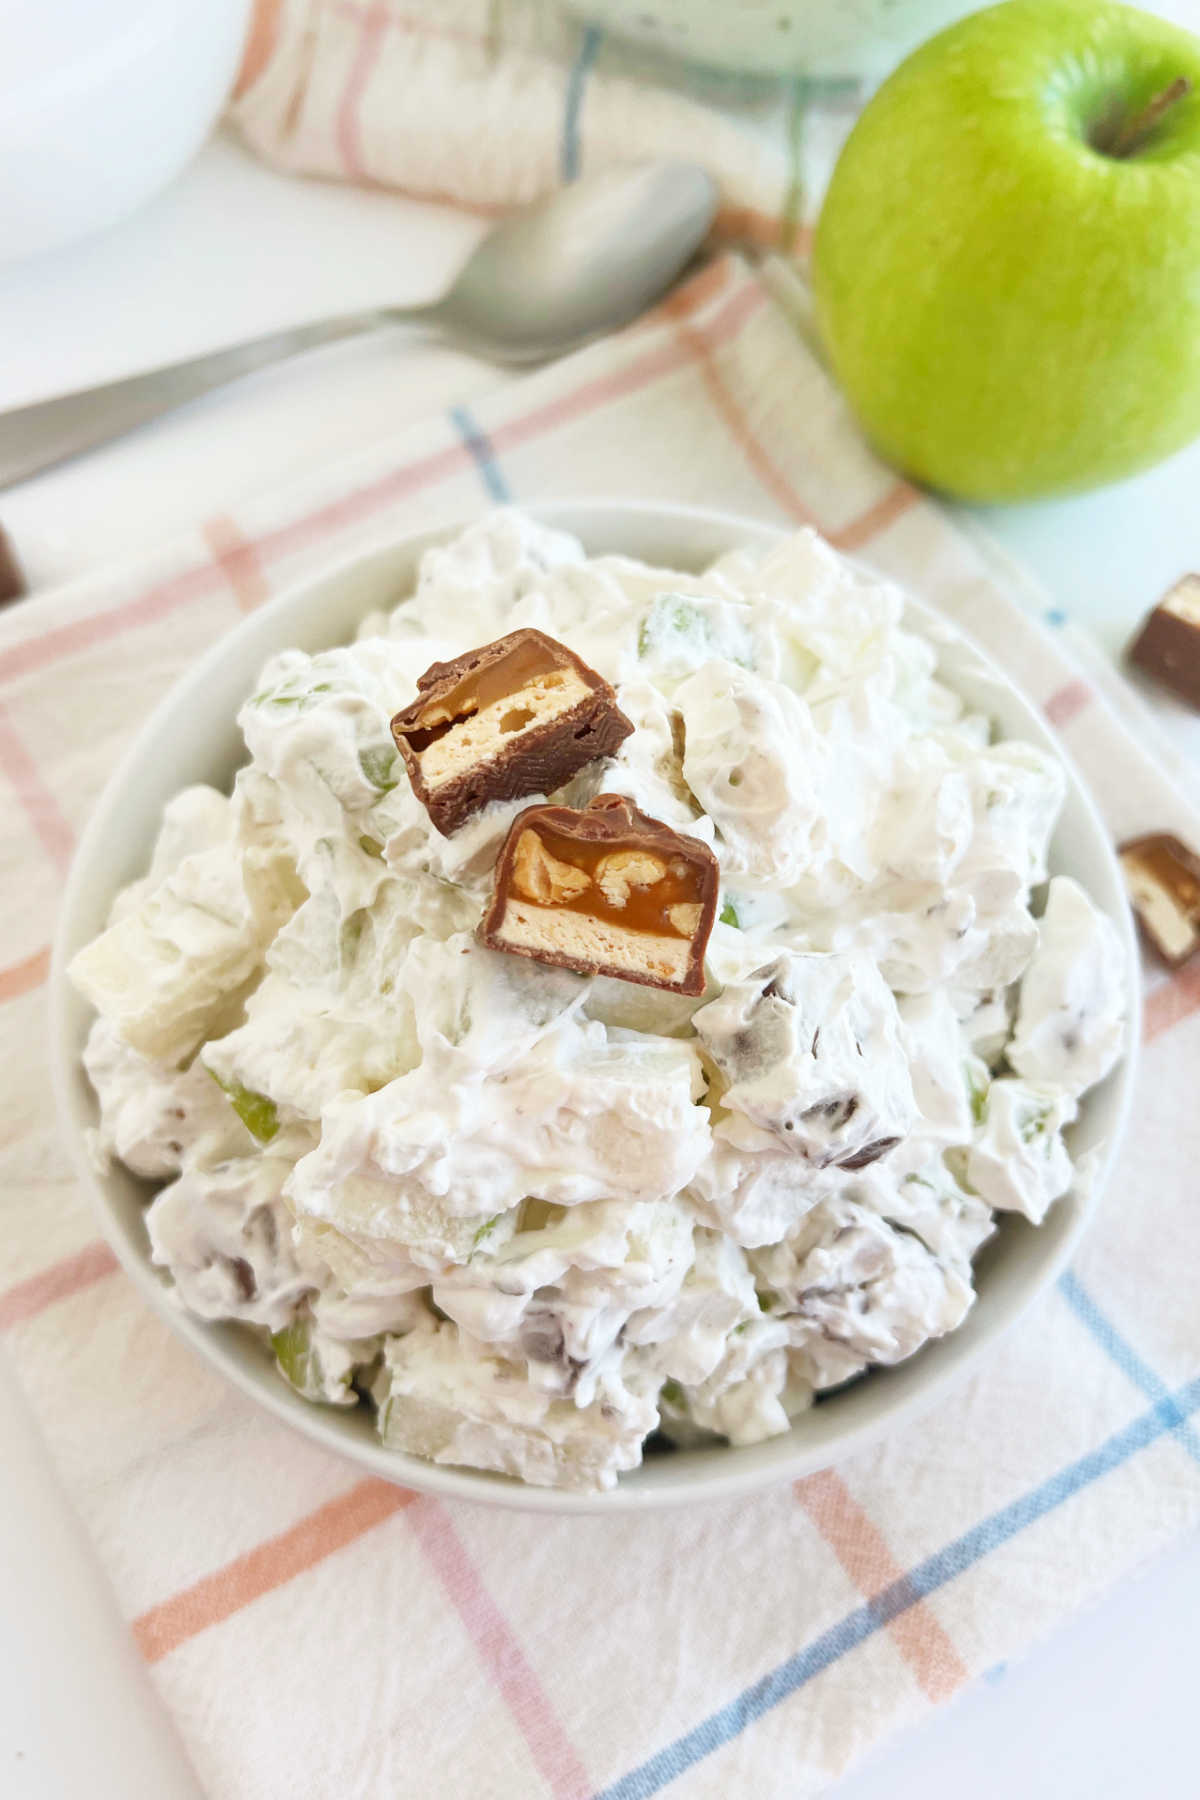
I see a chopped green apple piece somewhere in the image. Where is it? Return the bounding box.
[338,911,367,966]
[638,593,754,670]
[250,680,333,709]
[639,596,709,658]
[272,1316,369,1407]
[206,1067,279,1143]
[358,746,399,793]
[1017,1097,1056,1143]
[964,1057,990,1125]
[272,1318,321,1394]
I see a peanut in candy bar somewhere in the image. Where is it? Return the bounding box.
[479,794,719,994]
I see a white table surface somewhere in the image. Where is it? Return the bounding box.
[2,128,1197,1800]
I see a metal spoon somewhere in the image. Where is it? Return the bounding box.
[0,162,718,491]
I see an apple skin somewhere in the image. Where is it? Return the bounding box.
[813,0,1200,501]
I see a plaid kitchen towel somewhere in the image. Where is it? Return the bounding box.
[227,0,871,255]
[2,253,1199,1800]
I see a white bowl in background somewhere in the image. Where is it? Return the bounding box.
[561,0,980,79]
[0,0,250,263]
[50,502,1140,1512]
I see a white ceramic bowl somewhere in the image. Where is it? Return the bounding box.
[50,502,1140,1513]
[0,0,250,263]
[561,0,978,79]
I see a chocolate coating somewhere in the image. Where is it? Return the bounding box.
[1128,576,1200,711]
[1119,832,1200,968]
[0,524,25,605]
[391,628,632,835]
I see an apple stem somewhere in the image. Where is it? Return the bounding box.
[1101,76,1192,159]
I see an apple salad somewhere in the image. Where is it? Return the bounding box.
[70,512,1127,1491]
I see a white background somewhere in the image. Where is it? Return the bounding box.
[2,117,1198,1800]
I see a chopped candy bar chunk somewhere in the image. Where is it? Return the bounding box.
[1119,832,1200,967]
[479,794,719,994]
[1127,575,1200,709]
[0,524,25,604]
[693,950,917,1169]
[391,628,632,834]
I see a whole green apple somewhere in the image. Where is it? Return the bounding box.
[813,0,1200,500]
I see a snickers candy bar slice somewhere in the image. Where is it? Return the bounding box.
[480,794,719,994]
[0,524,25,604]
[1128,575,1200,710]
[391,628,633,835]
[1119,833,1200,967]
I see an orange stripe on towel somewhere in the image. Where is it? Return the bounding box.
[0,1241,119,1332]
[829,480,922,552]
[796,1468,969,1703]
[1144,960,1200,1042]
[336,1,392,182]
[0,700,75,871]
[664,294,819,530]
[134,1478,415,1662]
[1044,679,1093,729]
[233,0,283,96]
[663,290,916,549]
[0,945,49,1004]
[202,515,271,613]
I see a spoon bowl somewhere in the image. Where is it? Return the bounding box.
[432,161,719,361]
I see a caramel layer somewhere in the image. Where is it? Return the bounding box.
[511,823,707,938]
[400,633,583,752]
[416,670,591,789]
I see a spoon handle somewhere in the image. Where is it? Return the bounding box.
[0,305,428,491]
